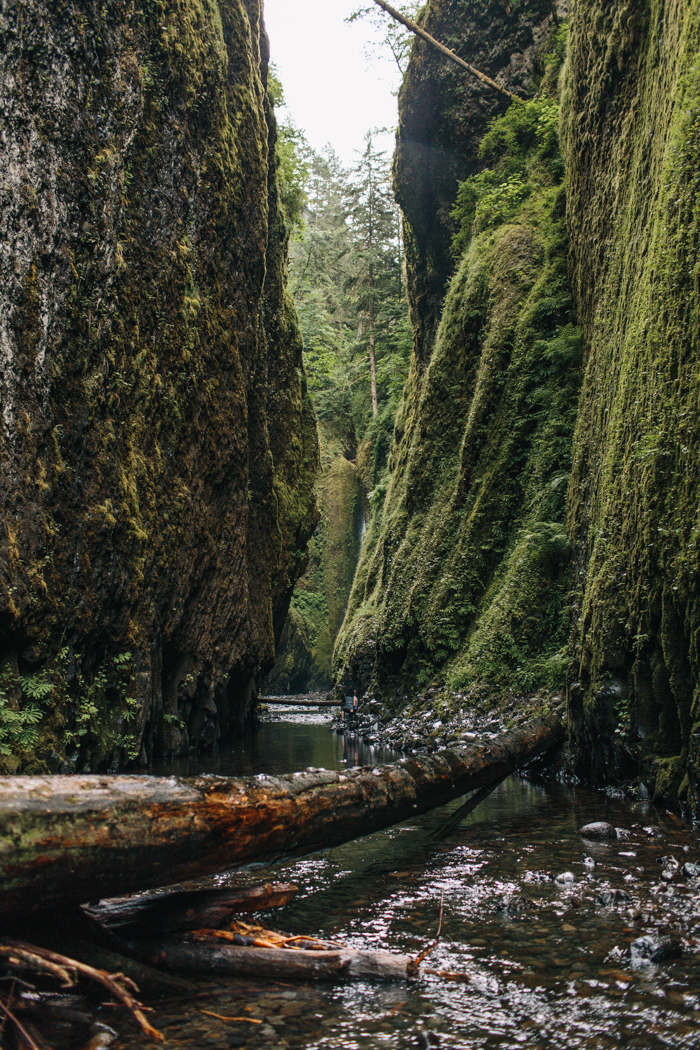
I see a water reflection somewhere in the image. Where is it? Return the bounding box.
[150,709,397,778]
[121,713,700,1050]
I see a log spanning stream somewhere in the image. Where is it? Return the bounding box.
[6,704,700,1048]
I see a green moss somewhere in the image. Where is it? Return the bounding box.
[561,0,700,809]
[0,0,318,768]
[265,421,360,694]
[335,59,581,714]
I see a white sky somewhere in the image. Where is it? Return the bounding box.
[263,0,401,166]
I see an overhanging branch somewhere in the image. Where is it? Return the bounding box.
[371,0,517,101]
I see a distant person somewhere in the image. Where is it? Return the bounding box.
[341,693,353,722]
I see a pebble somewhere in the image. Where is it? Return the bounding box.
[682,862,700,878]
[555,871,576,885]
[582,856,596,869]
[579,821,618,840]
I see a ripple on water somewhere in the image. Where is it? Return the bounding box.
[115,712,700,1050]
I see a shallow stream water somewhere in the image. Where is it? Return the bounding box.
[116,705,700,1049]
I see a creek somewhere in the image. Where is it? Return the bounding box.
[118,704,700,1049]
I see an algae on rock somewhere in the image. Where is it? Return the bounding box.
[334,3,577,719]
[0,0,318,771]
[562,0,700,806]
[265,426,363,694]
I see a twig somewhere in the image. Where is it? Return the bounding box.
[0,997,42,1050]
[0,939,163,1042]
[410,889,445,971]
[199,1010,263,1024]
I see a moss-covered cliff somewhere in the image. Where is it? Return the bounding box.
[335,2,575,720]
[562,0,700,805]
[0,0,317,771]
[264,426,363,694]
[336,0,700,812]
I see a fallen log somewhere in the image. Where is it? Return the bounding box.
[0,715,563,921]
[85,883,300,936]
[258,696,339,707]
[137,939,412,982]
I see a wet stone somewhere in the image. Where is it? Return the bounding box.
[596,888,631,906]
[630,934,683,965]
[579,822,618,841]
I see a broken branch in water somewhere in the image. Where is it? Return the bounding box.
[137,938,412,982]
[0,995,42,1050]
[431,772,509,839]
[0,939,163,1042]
[410,888,445,971]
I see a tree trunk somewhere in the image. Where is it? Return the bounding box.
[0,716,563,921]
[371,0,516,101]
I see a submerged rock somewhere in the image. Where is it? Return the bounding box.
[630,935,682,966]
[579,822,618,841]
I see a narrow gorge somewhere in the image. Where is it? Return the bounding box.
[0,0,698,809]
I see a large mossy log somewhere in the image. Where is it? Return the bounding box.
[0,717,563,921]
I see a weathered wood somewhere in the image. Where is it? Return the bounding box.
[86,883,300,936]
[137,939,411,982]
[0,716,563,921]
[431,772,509,839]
[371,0,517,100]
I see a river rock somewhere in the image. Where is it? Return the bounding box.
[555,871,576,885]
[596,888,631,907]
[579,822,618,841]
[682,862,700,879]
[630,935,682,966]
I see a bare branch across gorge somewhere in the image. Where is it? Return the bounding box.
[0,716,563,920]
[371,0,517,101]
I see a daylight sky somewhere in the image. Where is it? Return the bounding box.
[263,0,402,166]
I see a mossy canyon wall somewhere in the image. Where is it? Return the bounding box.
[0,0,318,771]
[335,0,700,811]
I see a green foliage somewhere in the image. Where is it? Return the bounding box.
[346,3,423,77]
[335,42,582,713]
[290,139,411,441]
[277,121,311,233]
[452,97,563,253]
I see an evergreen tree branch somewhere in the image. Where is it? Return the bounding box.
[370,0,517,101]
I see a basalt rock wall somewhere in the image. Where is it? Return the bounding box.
[0,0,317,771]
[562,0,700,805]
[335,0,700,812]
[335,1,576,713]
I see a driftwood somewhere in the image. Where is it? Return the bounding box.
[0,939,163,1041]
[85,883,300,936]
[431,772,509,839]
[0,716,563,920]
[137,939,412,982]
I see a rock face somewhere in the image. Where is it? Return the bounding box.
[562,0,700,805]
[335,0,700,811]
[0,0,317,770]
[335,1,576,713]
[265,430,363,695]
